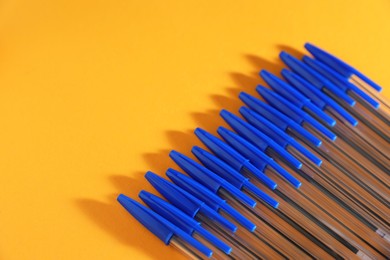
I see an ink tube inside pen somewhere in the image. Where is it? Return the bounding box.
[259,77,390,201]
[285,132,390,237]
[226,190,335,259]
[280,115,390,237]
[349,74,390,113]
[218,189,314,260]
[282,69,390,171]
[246,174,360,259]
[269,154,390,258]
[241,88,386,226]
[323,87,390,147]
[236,95,390,254]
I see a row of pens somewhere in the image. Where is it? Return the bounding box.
[117,43,390,259]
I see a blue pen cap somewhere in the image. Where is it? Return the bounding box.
[304,43,382,92]
[282,69,358,127]
[194,128,249,171]
[192,146,248,189]
[117,194,213,257]
[166,168,224,211]
[239,92,322,147]
[260,70,336,127]
[303,56,380,109]
[139,190,199,235]
[169,150,256,207]
[139,191,232,254]
[281,70,327,110]
[145,171,237,232]
[280,51,356,106]
[218,126,268,171]
[257,86,337,141]
[218,126,300,188]
[170,150,220,194]
[239,106,288,148]
[218,127,278,189]
[260,70,308,109]
[220,109,303,169]
[240,106,322,166]
[145,171,201,217]
[192,146,279,209]
[167,169,256,232]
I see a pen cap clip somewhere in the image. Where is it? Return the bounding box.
[220,109,302,169]
[217,126,268,171]
[140,191,233,255]
[282,69,358,127]
[166,168,225,211]
[257,86,337,141]
[194,128,248,171]
[240,106,289,148]
[117,194,173,244]
[170,150,256,207]
[139,190,199,235]
[239,92,322,147]
[240,106,322,166]
[117,194,213,258]
[280,51,356,106]
[304,43,382,92]
[260,70,308,109]
[192,146,248,189]
[145,171,237,232]
[145,171,202,217]
[260,70,336,127]
[170,150,221,193]
[192,146,279,208]
[220,109,269,151]
[167,169,256,232]
[303,56,380,109]
[281,69,327,109]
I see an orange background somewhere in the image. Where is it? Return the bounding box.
[0,1,389,259]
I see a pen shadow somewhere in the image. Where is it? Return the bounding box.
[75,44,298,259]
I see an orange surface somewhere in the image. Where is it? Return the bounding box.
[0,1,389,259]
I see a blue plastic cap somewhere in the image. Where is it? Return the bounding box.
[239,105,292,148]
[192,146,279,209]
[304,43,382,92]
[194,128,248,171]
[282,70,358,127]
[240,107,322,167]
[139,191,232,254]
[220,110,268,151]
[166,168,223,211]
[261,70,336,127]
[167,169,256,232]
[260,70,308,109]
[170,150,256,208]
[239,92,322,147]
[220,109,303,169]
[303,56,380,109]
[281,69,327,109]
[192,146,248,189]
[257,86,337,142]
[218,126,267,170]
[219,126,301,189]
[170,150,221,194]
[145,171,237,232]
[218,127,278,190]
[280,51,356,106]
[139,190,199,235]
[145,171,201,218]
[117,194,213,257]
